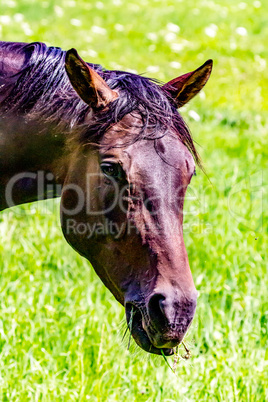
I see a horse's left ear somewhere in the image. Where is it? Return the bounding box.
[162,59,213,108]
[65,48,118,109]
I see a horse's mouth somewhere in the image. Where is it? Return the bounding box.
[125,304,174,356]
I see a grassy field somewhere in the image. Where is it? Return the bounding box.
[0,0,267,400]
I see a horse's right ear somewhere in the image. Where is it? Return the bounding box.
[162,59,213,108]
[65,48,118,109]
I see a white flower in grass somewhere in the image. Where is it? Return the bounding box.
[45,305,55,312]
[188,110,200,122]
[147,32,157,41]
[14,13,24,22]
[115,24,124,32]
[126,68,138,74]
[192,8,200,15]
[96,1,104,9]
[70,19,82,27]
[199,90,206,100]
[230,41,237,50]
[166,22,180,33]
[253,1,261,7]
[254,55,266,71]
[147,65,160,73]
[5,0,16,7]
[129,4,140,11]
[0,15,11,24]
[149,44,156,52]
[54,6,64,17]
[91,25,107,35]
[22,22,33,36]
[205,24,218,38]
[213,330,223,340]
[85,36,93,43]
[165,32,177,42]
[238,2,247,9]
[66,0,76,7]
[110,62,122,70]
[87,49,98,58]
[236,27,247,36]
[170,43,185,52]
[170,61,181,69]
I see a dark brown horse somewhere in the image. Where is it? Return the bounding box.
[0,41,212,355]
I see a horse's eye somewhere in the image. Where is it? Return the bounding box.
[100,162,123,180]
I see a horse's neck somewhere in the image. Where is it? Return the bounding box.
[0,113,70,211]
[0,42,75,210]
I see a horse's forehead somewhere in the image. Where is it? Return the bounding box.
[101,112,195,175]
[124,135,194,173]
[102,112,143,146]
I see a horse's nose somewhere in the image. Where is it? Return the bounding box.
[147,292,197,348]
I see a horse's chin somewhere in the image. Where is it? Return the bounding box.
[126,305,174,356]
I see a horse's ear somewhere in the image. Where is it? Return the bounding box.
[162,59,213,108]
[65,48,118,109]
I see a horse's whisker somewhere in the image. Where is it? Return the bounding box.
[160,349,174,373]
[127,305,134,350]
[122,325,129,342]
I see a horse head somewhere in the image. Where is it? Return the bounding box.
[61,49,212,355]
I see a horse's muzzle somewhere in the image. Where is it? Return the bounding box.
[125,293,197,354]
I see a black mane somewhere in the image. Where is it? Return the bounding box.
[0,41,200,164]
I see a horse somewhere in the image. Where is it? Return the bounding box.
[0,41,212,356]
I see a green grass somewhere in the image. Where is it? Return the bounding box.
[0,0,267,400]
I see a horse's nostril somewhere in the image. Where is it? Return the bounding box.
[148,293,167,326]
[147,293,197,334]
[145,199,154,214]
